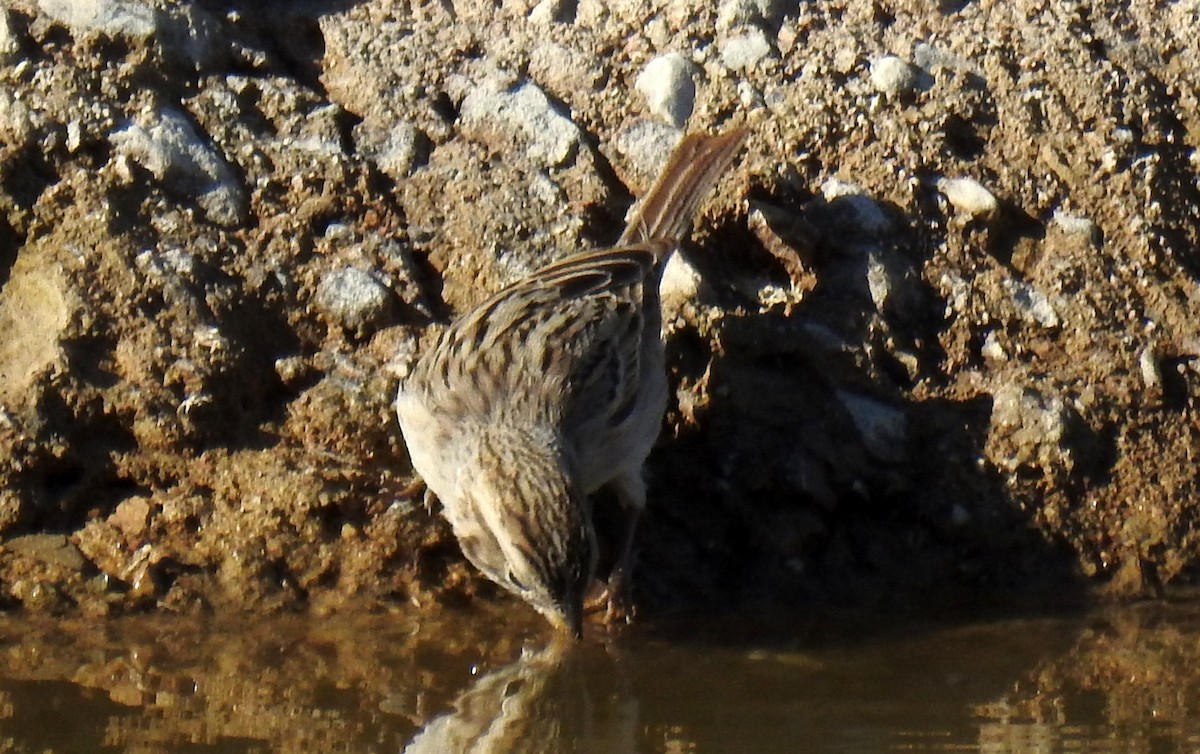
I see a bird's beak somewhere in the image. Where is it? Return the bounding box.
[549,597,584,639]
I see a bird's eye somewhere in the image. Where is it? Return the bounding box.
[507,568,529,592]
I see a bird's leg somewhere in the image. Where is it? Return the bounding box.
[602,470,646,624]
[396,476,437,514]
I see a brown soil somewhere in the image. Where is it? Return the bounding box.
[0,0,1196,622]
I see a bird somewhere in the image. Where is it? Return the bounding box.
[395,129,748,636]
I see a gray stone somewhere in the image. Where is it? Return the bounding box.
[612,118,683,183]
[355,119,425,179]
[38,0,158,39]
[635,52,697,129]
[459,79,583,167]
[717,0,785,28]
[720,28,772,70]
[316,268,395,335]
[821,178,891,236]
[111,106,246,226]
[0,9,22,64]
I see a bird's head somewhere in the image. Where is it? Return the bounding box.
[452,433,595,637]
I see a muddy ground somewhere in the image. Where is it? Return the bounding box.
[0,0,1196,622]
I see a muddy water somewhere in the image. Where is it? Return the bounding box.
[1,600,1199,753]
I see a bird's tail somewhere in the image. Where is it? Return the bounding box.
[617,128,748,252]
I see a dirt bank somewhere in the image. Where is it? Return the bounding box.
[0,0,1196,621]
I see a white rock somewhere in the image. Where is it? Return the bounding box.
[613,118,682,181]
[869,55,920,95]
[459,79,582,167]
[865,252,892,313]
[110,106,246,226]
[659,252,704,319]
[1139,344,1161,391]
[38,0,157,37]
[529,0,572,24]
[981,330,1006,361]
[989,384,1068,471]
[316,268,394,335]
[937,176,998,219]
[720,28,772,71]
[355,120,424,179]
[635,52,696,129]
[821,178,891,236]
[1052,210,1096,237]
[0,89,41,146]
[717,0,788,28]
[0,9,21,64]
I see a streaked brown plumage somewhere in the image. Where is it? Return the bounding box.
[395,130,747,635]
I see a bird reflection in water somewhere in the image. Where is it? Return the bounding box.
[403,639,638,754]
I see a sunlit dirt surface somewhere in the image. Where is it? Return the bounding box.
[1,600,1200,753]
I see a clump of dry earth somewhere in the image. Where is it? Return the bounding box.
[0,0,1196,621]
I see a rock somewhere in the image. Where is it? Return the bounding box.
[354,119,425,179]
[9,578,66,613]
[612,118,683,185]
[110,106,247,226]
[820,179,891,236]
[0,488,24,533]
[0,244,70,409]
[7,534,87,571]
[316,268,395,336]
[0,9,22,64]
[0,88,43,146]
[37,0,221,67]
[38,0,159,39]
[635,52,697,129]
[717,0,786,29]
[720,28,772,70]
[529,42,602,94]
[869,55,920,96]
[659,251,705,318]
[937,176,999,219]
[108,496,152,540]
[529,0,573,24]
[989,384,1070,472]
[459,78,583,167]
[1139,344,1162,393]
[1005,278,1059,328]
[836,391,908,463]
[1052,210,1098,239]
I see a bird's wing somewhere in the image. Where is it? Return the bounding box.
[409,241,671,428]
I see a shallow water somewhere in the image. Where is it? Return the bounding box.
[2,600,1200,753]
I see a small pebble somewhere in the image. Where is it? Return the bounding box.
[529,0,572,24]
[0,9,21,63]
[821,178,891,236]
[316,268,395,335]
[635,52,696,129]
[613,118,682,182]
[869,55,920,95]
[720,28,772,71]
[937,176,999,219]
[1139,345,1161,392]
[355,120,424,179]
[1052,210,1097,237]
